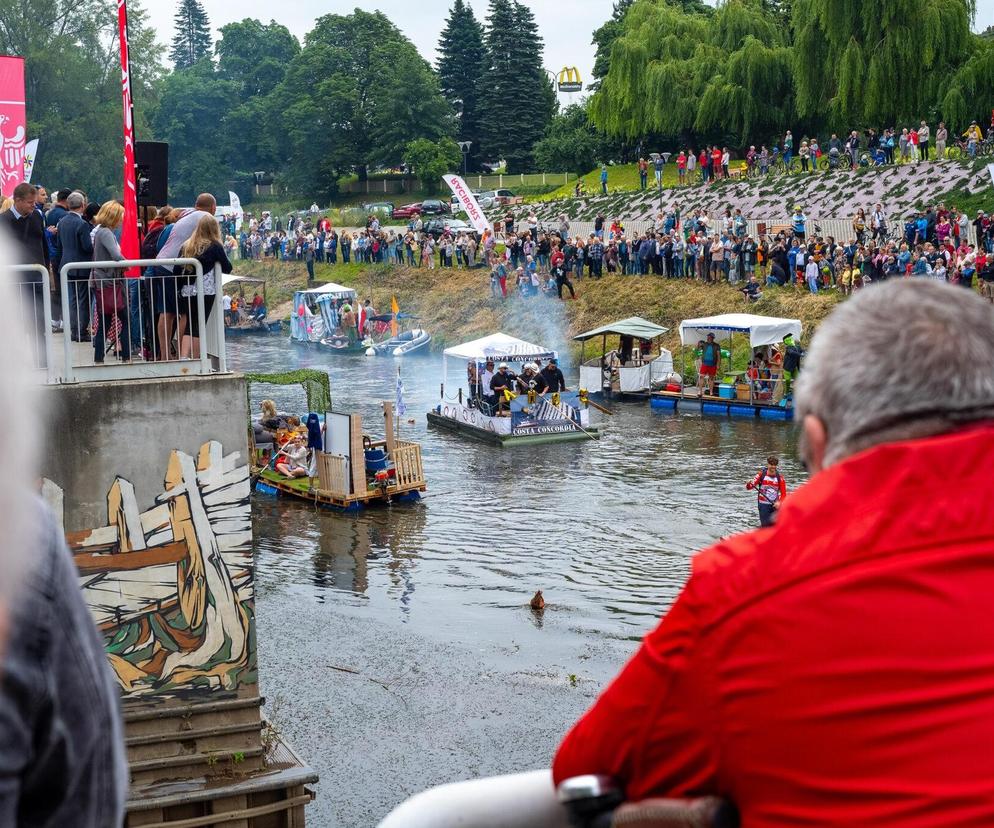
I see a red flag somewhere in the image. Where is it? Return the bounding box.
[0,57,26,199]
[117,0,140,275]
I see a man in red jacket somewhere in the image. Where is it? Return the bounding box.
[553,279,994,826]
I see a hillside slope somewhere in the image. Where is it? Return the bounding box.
[236,259,841,359]
[503,158,992,226]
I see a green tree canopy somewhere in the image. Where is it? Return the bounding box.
[150,61,235,203]
[169,0,212,70]
[404,137,461,193]
[437,0,487,172]
[271,9,454,198]
[591,0,793,146]
[793,0,975,126]
[533,105,605,174]
[481,0,555,171]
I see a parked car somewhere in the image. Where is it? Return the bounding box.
[475,190,497,208]
[492,189,517,206]
[419,199,449,216]
[391,202,424,219]
[424,218,472,238]
[363,201,395,216]
[392,199,450,220]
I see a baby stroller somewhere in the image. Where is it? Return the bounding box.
[827,147,841,170]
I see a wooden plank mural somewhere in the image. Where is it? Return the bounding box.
[45,441,255,698]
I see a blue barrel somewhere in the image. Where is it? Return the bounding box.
[364,448,388,472]
[650,395,678,410]
[759,407,789,421]
[702,402,729,417]
[729,404,758,418]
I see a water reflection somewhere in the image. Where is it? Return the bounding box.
[232,337,803,645]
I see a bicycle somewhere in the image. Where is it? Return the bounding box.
[773,156,800,176]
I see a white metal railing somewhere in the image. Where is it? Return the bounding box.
[4,258,227,384]
[11,264,56,381]
[53,258,227,384]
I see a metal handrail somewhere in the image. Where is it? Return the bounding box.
[6,264,56,381]
[57,257,221,383]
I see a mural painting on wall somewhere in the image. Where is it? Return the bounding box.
[44,441,255,698]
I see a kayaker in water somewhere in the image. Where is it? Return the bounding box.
[553,280,994,826]
[746,455,787,526]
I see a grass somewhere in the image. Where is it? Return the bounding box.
[232,257,843,358]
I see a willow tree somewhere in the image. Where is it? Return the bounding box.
[793,0,974,126]
[590,0,793,145]
[939,34,994,128]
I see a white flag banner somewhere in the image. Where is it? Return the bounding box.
[443,174,490,236]
[228,190,243,223]
[988,163,994,189]
[22,138,38,183]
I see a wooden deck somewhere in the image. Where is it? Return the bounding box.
[254,440,426,510]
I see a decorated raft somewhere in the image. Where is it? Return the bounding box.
[221,274,282,336]
[574,316,674,400]
[248,371,426,510]
[426,333,598,447]
[649,313,802,421]
[288,282,367,355]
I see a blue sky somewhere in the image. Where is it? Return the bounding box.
[146,0,994,100]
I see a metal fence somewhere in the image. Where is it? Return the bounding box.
[7,259,227,384]
[473,172,572,190]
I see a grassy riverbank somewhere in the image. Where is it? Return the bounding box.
[234,258,842,356]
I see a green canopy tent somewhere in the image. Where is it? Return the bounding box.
[574,317,673,397]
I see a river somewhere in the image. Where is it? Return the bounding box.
[226,337,804,825]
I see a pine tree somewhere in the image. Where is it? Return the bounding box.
[169,0,212,71]
[481,0,554,171]
[437,0,486,172]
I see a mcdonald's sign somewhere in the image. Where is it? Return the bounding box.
[557,66,583,93]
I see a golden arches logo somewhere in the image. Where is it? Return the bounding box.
[557,66,582,92]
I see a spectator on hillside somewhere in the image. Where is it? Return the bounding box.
[600,164,608,194]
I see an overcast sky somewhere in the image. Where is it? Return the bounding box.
[145,0,994,99]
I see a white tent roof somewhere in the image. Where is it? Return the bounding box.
[679,314,802,349]
[443,332,557,362]
[295,282,356,297]
[221,273,264,286]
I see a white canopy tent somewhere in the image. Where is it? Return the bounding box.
[290,283,358,341]
[441,333,557,393]
[679,314,803,349]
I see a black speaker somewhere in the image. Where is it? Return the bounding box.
[135,141,169,206]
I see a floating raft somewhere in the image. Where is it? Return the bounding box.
[427,410,598,446]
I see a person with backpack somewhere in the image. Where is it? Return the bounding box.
[746,455,788,526]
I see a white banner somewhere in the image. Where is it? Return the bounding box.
[22,138,38,183]
[228,190,243,222]
[443,174,490,236]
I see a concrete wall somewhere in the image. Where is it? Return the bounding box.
[41,374,248,532]
[40,373,256,703]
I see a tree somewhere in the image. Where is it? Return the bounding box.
[590,0,793,147]
[0,0,163,199]
[404,137,461,193]
[271,10,454,199]
[437,0,486,171]
[793,0,973,127]
[533,105,604,174]
[216,20,299,179]
[481,0,555,171]
[151,61,235,203]
[170,0,213,70]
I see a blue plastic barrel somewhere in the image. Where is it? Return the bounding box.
[364,448,388,472]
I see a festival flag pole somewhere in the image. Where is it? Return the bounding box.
[117,0,140,274]
[395,367,406,441]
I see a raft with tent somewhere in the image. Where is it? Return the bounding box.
[246,369,426,510]
[574,316,675,400]
[221,274,282,335]
[649,313,803,421]
[427,333,598,446]
[288,282,368,355]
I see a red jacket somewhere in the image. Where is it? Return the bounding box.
[554,425,994,826]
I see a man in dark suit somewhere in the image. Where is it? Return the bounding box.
[0,182,51,365]
[55,192,93,341]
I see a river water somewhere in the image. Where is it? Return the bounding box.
[226,337,804,824]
